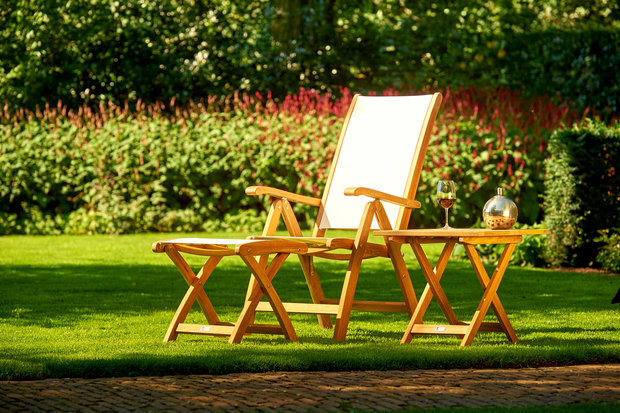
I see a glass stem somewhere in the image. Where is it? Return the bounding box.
[444,207,449,227]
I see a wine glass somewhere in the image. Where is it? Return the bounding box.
[436,180,456,229]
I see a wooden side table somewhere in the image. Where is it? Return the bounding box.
[374,228,548,346]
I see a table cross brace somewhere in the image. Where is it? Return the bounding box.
[402,240,519,347]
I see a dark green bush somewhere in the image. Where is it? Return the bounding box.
[595,229,620,273]
[544,120,620,267]
[500,27,620,118]
[0,0,274,108]
[1,1,618,118]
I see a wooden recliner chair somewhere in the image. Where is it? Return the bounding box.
[153,92,442,343]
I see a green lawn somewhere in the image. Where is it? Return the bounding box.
[0,232,618,380]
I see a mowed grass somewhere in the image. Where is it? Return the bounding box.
[0,232,618,380]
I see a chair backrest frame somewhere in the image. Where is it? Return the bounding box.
[312,92,442,235]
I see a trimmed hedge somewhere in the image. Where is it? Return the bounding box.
[544,120,620,268]
[0,87,584,235]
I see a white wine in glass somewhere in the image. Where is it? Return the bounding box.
[436,180,456,229]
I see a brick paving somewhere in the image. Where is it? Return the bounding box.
[1,364,619,412]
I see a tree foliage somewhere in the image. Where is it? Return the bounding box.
[1,1,619,116]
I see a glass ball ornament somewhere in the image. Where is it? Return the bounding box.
[483,187,518,229]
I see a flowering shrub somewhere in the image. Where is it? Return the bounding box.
[417,87,586,228]
[0,90,346,234]
[0,87,586,235]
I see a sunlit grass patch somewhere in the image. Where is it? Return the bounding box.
[0,233,618,380]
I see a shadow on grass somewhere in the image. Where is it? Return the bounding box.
[1,255,619,380]
[0,258,415,325]
[2,257,618,332]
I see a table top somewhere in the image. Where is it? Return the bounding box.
[374,228,549,238]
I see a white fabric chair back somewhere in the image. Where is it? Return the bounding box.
[318,94,437,230]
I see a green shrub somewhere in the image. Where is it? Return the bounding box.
[0,0,274,109]
[1,1,618,118]
[0,91,343,234]
[544,120,620,267]
[0,87,584,236]
[595,229,620,273]
[416,87,581,228]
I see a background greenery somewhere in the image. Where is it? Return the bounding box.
[0,88,584,238]
[1,3,618,390]
[1,1,619,268]
[1,1,619,117]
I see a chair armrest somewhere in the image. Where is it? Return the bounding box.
[344,187,421,208]
[246,186,322,207]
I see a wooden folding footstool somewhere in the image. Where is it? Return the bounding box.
[152,238,308,344]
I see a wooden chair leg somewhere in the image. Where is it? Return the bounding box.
[333,201,375,341]
[280,198,333,329]
[299,255,334,329]
[386,242,418,316]
[374,202,418,316]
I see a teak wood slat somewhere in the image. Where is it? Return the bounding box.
[322,299,409,313]
[256,301,340,315]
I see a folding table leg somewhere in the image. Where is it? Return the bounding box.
[410,241,459,321]
[230,253,297,343]
[401,241,456,344]
[461,243,516,347]
[164,248,224,342]
[464,244,518,343]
